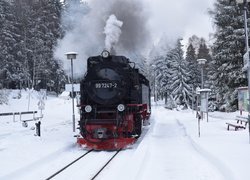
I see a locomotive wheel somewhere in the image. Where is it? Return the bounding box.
[134,115,142,138]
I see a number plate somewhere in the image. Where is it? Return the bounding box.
[95,82,118,89]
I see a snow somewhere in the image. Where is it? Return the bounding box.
[58,91,70,100]
[1,90,250,180]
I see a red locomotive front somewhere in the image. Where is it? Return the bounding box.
[77,51,151,150]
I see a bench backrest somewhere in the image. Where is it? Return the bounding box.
[236,115,248,122]
[0,111,37,116]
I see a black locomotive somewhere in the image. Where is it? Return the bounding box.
[77,50,151,150]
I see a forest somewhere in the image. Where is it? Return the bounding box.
[0,0,249,111]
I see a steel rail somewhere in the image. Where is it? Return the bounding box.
[91,149,122,180]
[45,149,93,180]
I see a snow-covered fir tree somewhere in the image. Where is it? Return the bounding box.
[187,35,201,54]
[0,0,20,88]
[185,43,199,90]
[152,38,192,108]
[154,53,171,102]
[0,0,66,92]
[28,0,65,91]
[168,39,192,108]
[148,35,174,101]
[210,0,247,111]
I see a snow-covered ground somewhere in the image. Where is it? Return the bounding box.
[0,90,250,180]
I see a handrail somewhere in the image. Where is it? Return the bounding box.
[0,111,37,116]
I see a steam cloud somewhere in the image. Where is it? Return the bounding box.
[104,15,123,52]
[54,0,150,78]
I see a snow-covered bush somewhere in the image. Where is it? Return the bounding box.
[10,89,21,99]
[0,89,9,105]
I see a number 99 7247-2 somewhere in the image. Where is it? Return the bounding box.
[95,83,118,89]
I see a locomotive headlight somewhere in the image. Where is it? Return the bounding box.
[85,105,92,113]
[117,104,125,112]
[101,50,110,58]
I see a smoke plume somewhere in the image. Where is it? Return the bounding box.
[104,15,123,52]
[54,0,151,78]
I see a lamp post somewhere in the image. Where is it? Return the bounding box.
[197,59,207,89]
[197,59,207,120]
[236,0,250,143]
[65,52,78,132]
[152,65,156,102]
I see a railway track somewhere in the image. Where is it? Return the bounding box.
[90,149,121,180]
[45,149,122,180]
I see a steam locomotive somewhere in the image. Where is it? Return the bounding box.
[77,50,151,150]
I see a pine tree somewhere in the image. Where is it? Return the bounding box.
[188,35,201,54]
[149,35,174,101]
[154,54,171,102]
[30,0,64,91]
[151,38,193,107]
[0,0,9,88]
[11,0,65,92]
[12,0,33,88]
[210,0,247,111]
[185,43,199,109]
[1,0,66,92]
[168,39,192,108]
[186,43,199,89]
[0,0,19,88]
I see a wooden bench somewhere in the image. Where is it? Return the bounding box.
[226,115,249,131]
[226,123,246,131]
[235,115,248,127]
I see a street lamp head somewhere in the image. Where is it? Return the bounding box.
[65,52,78,60]
[196,87,201,94]
[197,58,207,65]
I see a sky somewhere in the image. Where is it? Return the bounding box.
[144,0,216,44]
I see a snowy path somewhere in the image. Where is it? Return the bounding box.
[1,95,250,180]
[99,106,226,180]
[136,120,223,179]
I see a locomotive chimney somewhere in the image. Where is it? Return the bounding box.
[110,47,116,55]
